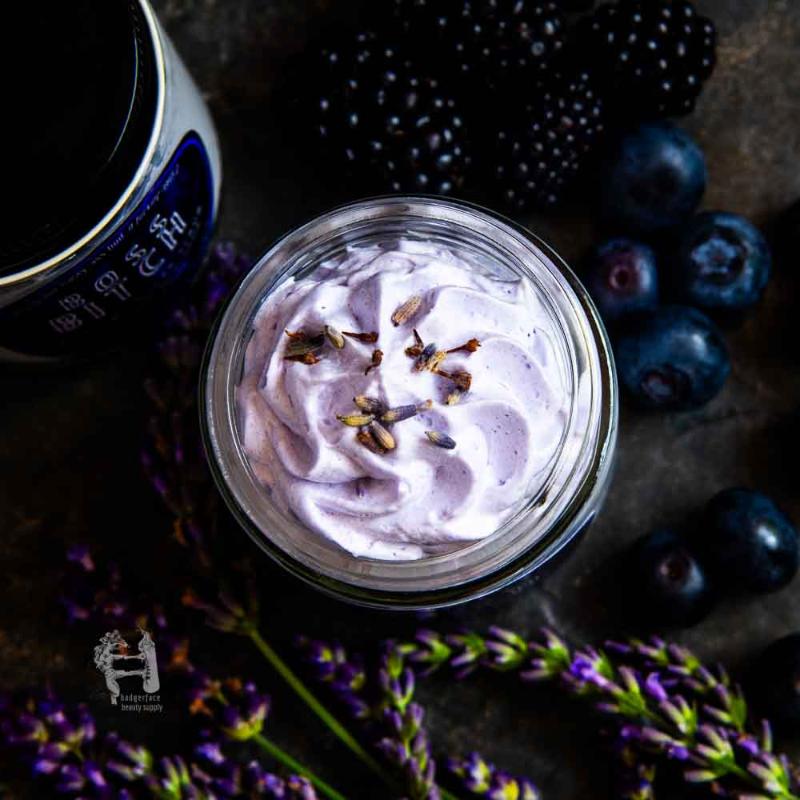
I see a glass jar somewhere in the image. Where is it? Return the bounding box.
[202,197,617,609]
[0,0,221,361]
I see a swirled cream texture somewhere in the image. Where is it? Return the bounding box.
[237,240,569,560]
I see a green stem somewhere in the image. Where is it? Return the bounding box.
[246,627,390,786]
[254,733,349,800]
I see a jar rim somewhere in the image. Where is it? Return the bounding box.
[0,0,167,288]
[202,196,618,609]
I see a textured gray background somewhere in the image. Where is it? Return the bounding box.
[1,1,800,798]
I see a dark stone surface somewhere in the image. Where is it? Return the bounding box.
[2,1,800,798]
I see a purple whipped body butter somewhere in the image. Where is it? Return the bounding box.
[0,0,221,361]
[203,198,617,608]
[238,240,570,560]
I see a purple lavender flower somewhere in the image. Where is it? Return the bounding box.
[186,671,271,747]
[0,689,146,797]
[295,636,371,720]
[297,638,442,799]
[447,752,541,800]
[106,734,153,782]
[643,673,668,704]
[483,627,531,672]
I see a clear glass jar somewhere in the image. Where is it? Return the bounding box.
[202,197,617,609]
[0,0,221,361]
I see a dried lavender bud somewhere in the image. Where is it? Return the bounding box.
[285,334,324,358]
[357,429,387,455]
[380,405,419,424]
[343,331,379,343]
[405,345,423,358]
[285,353,321,365]
[370,421,396,452]
[324,325,345,349]
[435,369,472,392]
[391,296,422,326]
[337,413,375,427]
[414,343,438,372]
[365,349,383,375]
[354,396,384,414]
[447,338,481,355]
[425,431,456,450]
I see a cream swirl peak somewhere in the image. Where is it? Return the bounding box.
[237,239,569,561]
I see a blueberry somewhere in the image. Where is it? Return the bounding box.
[697,488,799,593]
[585,238,659,323]
[600,122,707,234]
[675,212,771,312]
[625,529,715,627]
[615,305,730,410]
[752,633,800,730]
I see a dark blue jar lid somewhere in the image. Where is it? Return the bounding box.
[2,0,158,276]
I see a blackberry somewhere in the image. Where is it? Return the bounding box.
[393,1,567,89]
[582,0,717,118]
[316,31,472,195]
[493,70,605,210]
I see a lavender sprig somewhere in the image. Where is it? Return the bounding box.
[297,637,492,800]
[0,686,327,799]
[403,628,800,800]
[400,627,531,679]
[376,645,441,800]
[447,752,541,800]
[297,637,442,799]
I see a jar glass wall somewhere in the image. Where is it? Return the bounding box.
[202,197,617,609]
